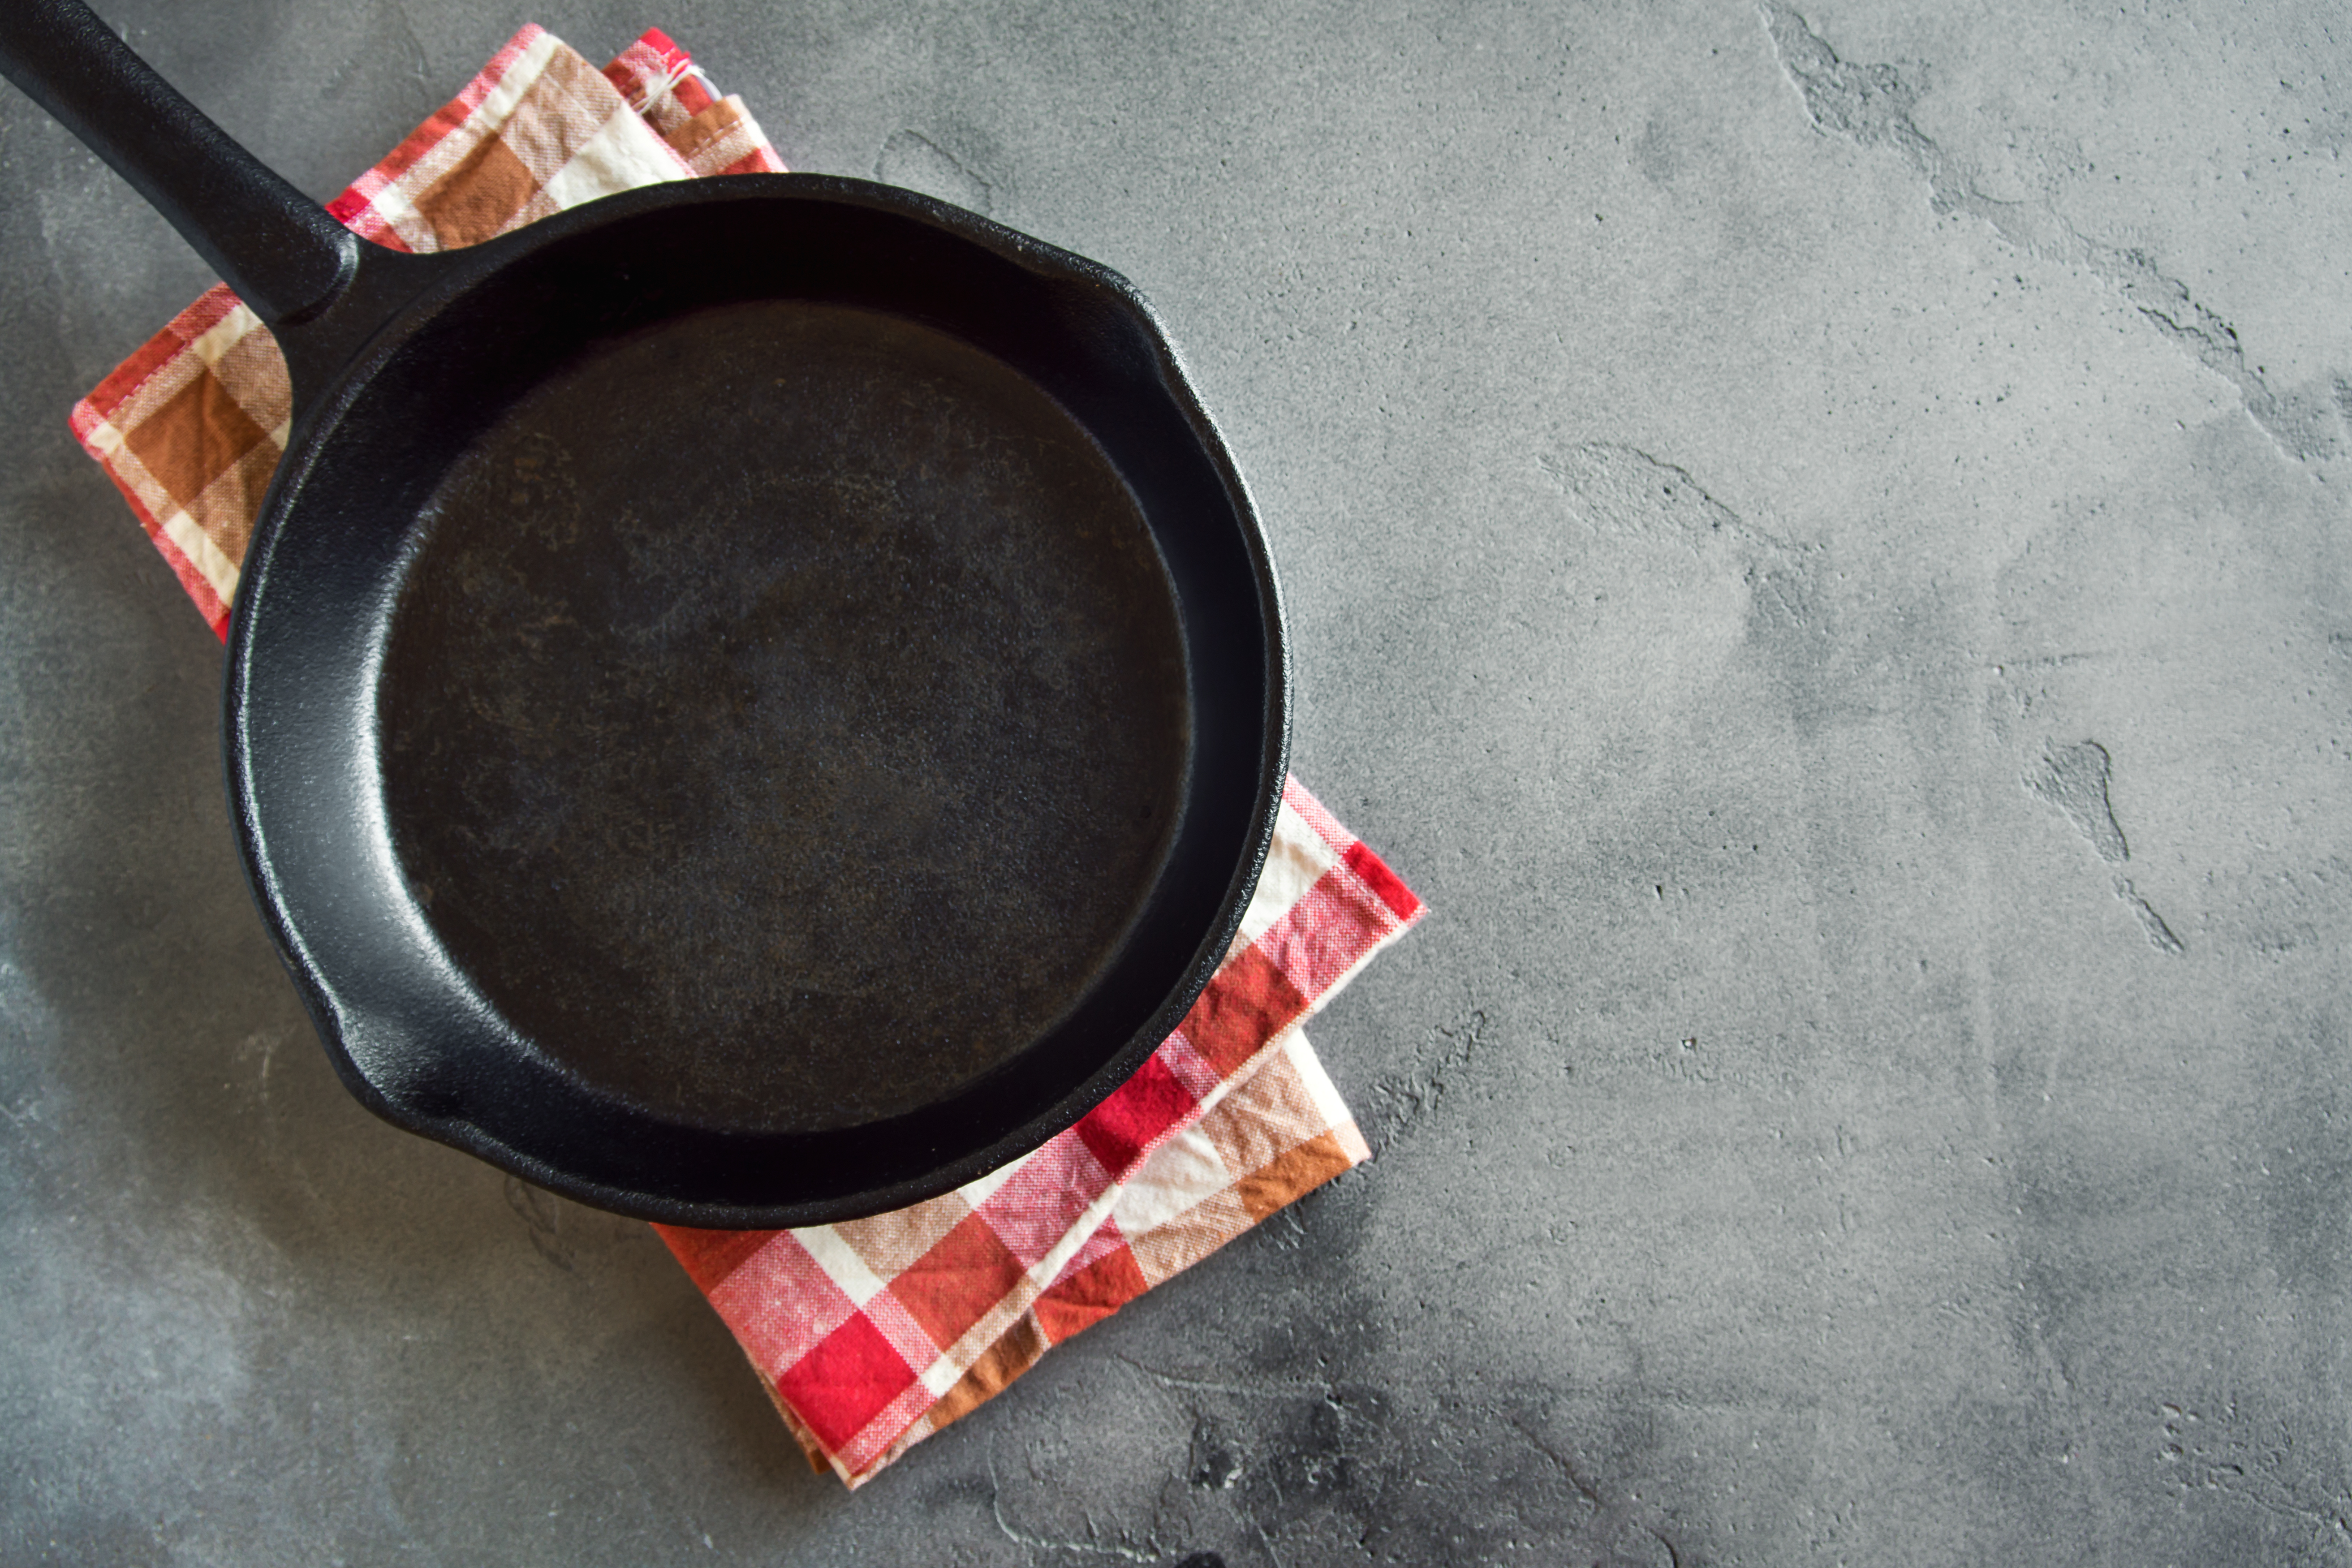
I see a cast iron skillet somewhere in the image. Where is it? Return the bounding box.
[0,0,1287,1227]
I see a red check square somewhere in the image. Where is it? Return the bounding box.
[1073,1051,1196,1179]
[1180,943,1309,1078]
[775,1312,919,1454]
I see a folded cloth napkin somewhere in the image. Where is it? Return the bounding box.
[663,778,1418,1484]
[71,25,779,630]
[73,26,1425,1489]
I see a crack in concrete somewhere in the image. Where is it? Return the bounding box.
[504,1176,575,1272]
[1759,2,2342,463]
[2115,877,2187,955]
[1117,1357,1347,1409]
[986,1451,1168,1563]
[1508,1418,1685,1568]
[2025,741,2187,955]
[2026,741,2130,865]
[877,129,995,216]
[1538,443,1796,556]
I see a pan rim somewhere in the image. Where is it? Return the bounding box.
[223,174,1292,1228]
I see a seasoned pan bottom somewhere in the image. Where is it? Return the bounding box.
[378,300,1192,1134]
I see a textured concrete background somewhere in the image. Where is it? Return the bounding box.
[6,1,2352,1563]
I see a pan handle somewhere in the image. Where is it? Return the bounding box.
[0,0,360,329]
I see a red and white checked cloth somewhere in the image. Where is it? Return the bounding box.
[71,23,779,635]
[661,778,1419,1484]
[72,26,1424,1489]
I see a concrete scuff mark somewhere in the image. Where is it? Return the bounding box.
[505,1176,576,1272]
[1758,3,2344,462]
[0,956,60,1148]
[228,1027,284,1111]
[876,129,995,215]
[2157,1403,2352,1558]
[1366,1007,1486,1151]
[1510,1419,1684,1568]
[2025,741,2185,953]
[1536,440,1834,702]
[1064,1356,1680,1566]
[1649,1033,1721,1087]
[318,0,436,104]
[1537,443,1793,556]
[986,1470,1167,1563]
[501,1177,646,1273]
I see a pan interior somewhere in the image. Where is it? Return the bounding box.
[376,299,1191,1134]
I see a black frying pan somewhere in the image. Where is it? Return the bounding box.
[0,0,1286,1227]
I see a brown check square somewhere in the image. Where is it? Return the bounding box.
[412,134,541,248]
[892,1210,1030,1354]
[121,366,271,512]
[834,1196,973,1280]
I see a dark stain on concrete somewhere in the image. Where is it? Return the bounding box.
[1106,1361,1683,1567]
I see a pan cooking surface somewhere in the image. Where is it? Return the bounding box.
[378,300,1192,1134]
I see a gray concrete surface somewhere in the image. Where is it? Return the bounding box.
[6,0,2352,1562]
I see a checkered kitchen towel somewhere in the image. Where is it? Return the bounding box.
[663,780,1419,1485]
[71,24,779,636]
[73,26,1424,1488]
